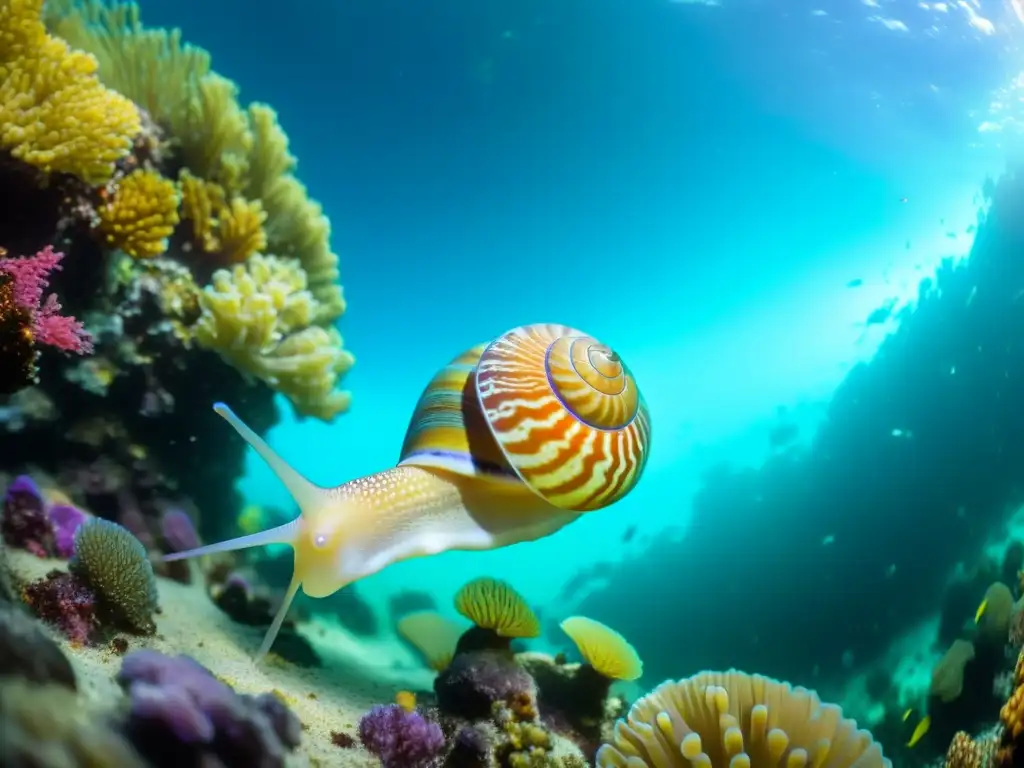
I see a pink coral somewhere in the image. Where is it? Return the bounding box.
[0,246,93,354]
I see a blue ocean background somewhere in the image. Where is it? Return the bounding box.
[145,0,1019,698]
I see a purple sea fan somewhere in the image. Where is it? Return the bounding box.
[358,703,445,768]
[47,504,88,558]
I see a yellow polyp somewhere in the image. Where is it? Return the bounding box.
[787,748,809,767]
[749,704,768,744]
[680,733,703,760]
[655,711,675,741]
[730,754,752,768]
[723,725,745,757]
[706,685,729,714]
[97,169,180,258]
[767,728,790,762]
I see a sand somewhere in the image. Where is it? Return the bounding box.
[6,548,439,767]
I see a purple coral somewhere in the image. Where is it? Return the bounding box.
[116,649,301,768]
[358,703,445,768]
[1,475,52,557]
[48,504,88,558]
[159,508,199,553]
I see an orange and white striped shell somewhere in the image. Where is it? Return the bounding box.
[398,323,651,512]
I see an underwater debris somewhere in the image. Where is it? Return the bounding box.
[116,649,302,768]
[0,599,77,689]
[70,518,159,634]
[596,670,892,767]
[357,703,445,768]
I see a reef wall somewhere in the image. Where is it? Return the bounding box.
[566,165,1024,688]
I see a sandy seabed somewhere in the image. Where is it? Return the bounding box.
[7,548,438,767]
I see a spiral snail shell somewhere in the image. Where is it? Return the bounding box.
[398,323,651,511]
[162,322,650,662]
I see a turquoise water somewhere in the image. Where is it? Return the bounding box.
[145,0,1017,665]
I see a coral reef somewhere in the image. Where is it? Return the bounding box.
[0,0,140,184]
[116,649,302,767]
[0,0,353,544]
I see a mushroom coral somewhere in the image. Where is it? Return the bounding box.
[454,576,540,653]
[397,610,465,672]
[596,670,891,768]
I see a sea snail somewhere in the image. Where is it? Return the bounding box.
[164,323,651,660]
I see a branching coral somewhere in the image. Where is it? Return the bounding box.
[0,0,140,184]
[96,167,180,258]
[194,254,353,421]
[178,169,267,264]
[596,670,892,767]
[0,245,93,368]
[47,0,346,321]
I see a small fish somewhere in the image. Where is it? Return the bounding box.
[822,534,835,546]
[906,714,930,747]
[902,708,913,722]
[622,525,637,543]
[395,690,417,712]
[975,598,988,624]
[846,278,864,288]
[899,196,908,203]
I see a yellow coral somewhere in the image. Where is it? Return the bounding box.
[178,169,223,252]
[178,169,266,263]
[195,254,353,421]
[559,616,643,682]
[455,577,540,639]
[48,1,345,321]
[597,670,891,768]
[396,611,465,672]
[96,168,180,258]
[0,0,140,184]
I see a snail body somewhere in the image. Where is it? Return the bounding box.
[164,323,651,660]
